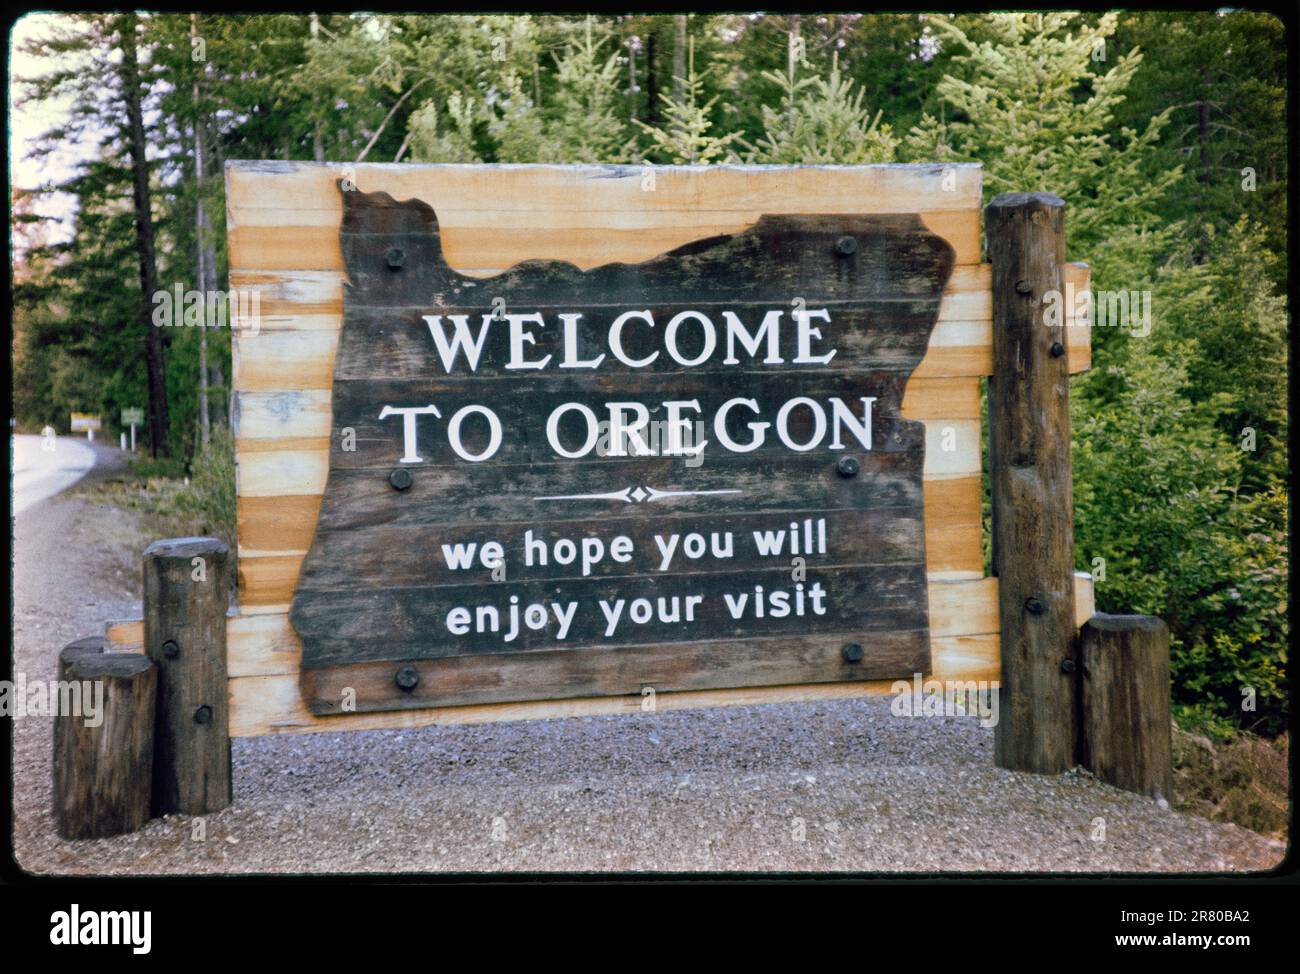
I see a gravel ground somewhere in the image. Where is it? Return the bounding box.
[11,445,1287,875]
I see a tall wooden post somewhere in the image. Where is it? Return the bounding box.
[1081,614,1174,799]
[53,637,157,839]
[143,537,232,815]
[986,192,1079,774]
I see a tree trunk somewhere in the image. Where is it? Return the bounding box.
[672,15,687,105]
[192,14,210,448]
[1195,66,1212,263]
[310,13,324,162]
[628,36,638,125]
[52,637,157,840]
[206,89,229,427]
[144,537,233,815]
[1080,615,1174,799]
[986,192,1079,775]
[119,13,168,457]
[645,31,658,126]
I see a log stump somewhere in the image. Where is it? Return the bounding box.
[1080,614,1174,799]
[52,637,158,840]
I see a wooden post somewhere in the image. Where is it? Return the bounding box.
[143,537,232,815]
[986,192,1078,774]
[53,637,157,839]
[1080,614,1174,799]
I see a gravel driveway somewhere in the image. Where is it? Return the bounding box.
[10,447,1286,874]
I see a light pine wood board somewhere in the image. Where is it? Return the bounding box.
[226,161,983,222]
[220,574,1095,737]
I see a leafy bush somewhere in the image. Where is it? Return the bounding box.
[1073,331,1287,734]
[129,451,189,482]
[183,424,237,551]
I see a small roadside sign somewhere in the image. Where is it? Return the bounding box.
[70,413,102,433]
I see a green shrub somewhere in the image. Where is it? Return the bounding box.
[183,424,237,550]
[1073,332,1288,735]
[129,452,188,482]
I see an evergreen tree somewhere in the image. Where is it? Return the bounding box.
[905,12,1180,255]
[635,37,741,164]
[748,50,898,164]
[485,72,550,162]
[484,18,633,164]
[1144,218,1288,491]
[547,18,633,162]
[408,92,481,162]
[1114,11,1287,271]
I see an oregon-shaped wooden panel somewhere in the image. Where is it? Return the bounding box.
[288,181,956,714]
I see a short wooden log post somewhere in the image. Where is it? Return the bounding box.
[1080,614,1174,799]
[53,637,157,840]
[986,192,1079,774]
[143,537,233,815]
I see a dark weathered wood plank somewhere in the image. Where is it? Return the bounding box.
[334,304,944,381]
[295,563,928,663]
[986,191,1078,774]
[313,450,925,531]
[336,191,955,307]
[144,537,233,815]
[1080,614,1174,799]
[327,371,918,469]
[301,629,928,715]
[52,637,157,840]
[298,509,921,590]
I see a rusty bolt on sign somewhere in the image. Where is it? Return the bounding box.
[1024,596,1046,615]
[842,643,864,663]
[835,235,858,257]
[386,247,405,270]
[162,639,180,659]
[837,455,860,477]
[395,667,420,692]
[193,705,213,725]
[389,468,413,491]
[1014,279,1033,295]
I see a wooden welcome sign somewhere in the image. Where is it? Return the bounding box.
[78,163,1195,843]
[205,162,1094,735]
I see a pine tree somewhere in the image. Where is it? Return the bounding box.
[547,17,633,162]
[905,12,1180,255]
[408,92,481,162]
[749,50,898,164]
[485,71,552,162]
[1113,11,1287,271]
[635,37,741,164]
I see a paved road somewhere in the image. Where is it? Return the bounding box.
[11,434,99,516]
